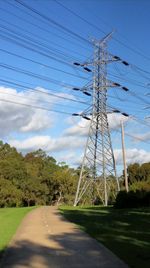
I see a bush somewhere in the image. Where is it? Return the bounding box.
[114,190,150,208]
[130,180,150,192]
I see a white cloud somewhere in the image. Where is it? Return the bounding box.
[9,135,85,153]
[0,86,55,136]
[64,117,90,137]
[20,110,51,132]
[64,112,130,138]
[108,113,129,130]
[57,152,82,166]
[114,148,150,165]
[133,132,150,142]
[0,86,78,137]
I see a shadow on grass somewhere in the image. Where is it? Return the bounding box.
[60,207,150,268]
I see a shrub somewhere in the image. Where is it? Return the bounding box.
[114,190,150,208]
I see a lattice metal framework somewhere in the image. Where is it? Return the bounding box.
[74,34,120,206]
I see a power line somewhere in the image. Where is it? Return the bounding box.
[0,48,88,81]
[7,0,150,86]
[130,64,150,82]
[14,0,91,46]
[0,90,80,110]
[0,28,91,78]
[0,78,89,105]
[108,73,150,106]
[62,0,148,69]
[107,102,150,129]
[0,31,74,68]
[111,56,150,85]
[115,129,150,145]
[0,24,76,63]
[0,5,90,54]
[0,98,73,115]
[1,55,148,125]
[0,62,80,89]
[108,71,148,89]
[54,0,106,35]
[0,19,86,63]
[0,18,91,72]
[54,0,150,63]
[1,1,149,143]
[7,0,150,76]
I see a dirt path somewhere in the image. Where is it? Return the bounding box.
[1,206,128,268]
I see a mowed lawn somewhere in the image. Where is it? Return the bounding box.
[60,206,150,268]
[0,207,35,259]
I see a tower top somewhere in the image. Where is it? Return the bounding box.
[91,31,114,47]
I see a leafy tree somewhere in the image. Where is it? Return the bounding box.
[127,162,150,185]
[51,167,77,205]
[140,163,150,181]
[0,177,22,207]
[127,163,140,184]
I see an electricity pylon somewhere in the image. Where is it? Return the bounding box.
[74,33,120,206]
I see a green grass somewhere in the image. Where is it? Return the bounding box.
[0,207,35,259]
[60,206,150,268]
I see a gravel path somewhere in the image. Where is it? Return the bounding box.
[1,206,128,268]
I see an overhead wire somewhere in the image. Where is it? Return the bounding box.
[0,78,89,106]
[0,90,83,110]
[7,0,150,98]
[0,48,89,81]
[107,102,150,128]
[108,71,149,89]
[0,97,73,115]
[54,0,106,36]
[108,72,150,106]
[54,0,150,63]
[0,62,92,102]
[0,18,89,64]
[0,62,77,89]
[0,31,75,68]
[0,24,78,63]
[115,129,150,145]
[0,27,92,77]
[14,0,91,46]
[0,5,90,54]
[0,0,149,141]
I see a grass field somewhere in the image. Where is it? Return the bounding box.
[0,207,35,259]
[60,206,150,268]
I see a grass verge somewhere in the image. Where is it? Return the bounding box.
[60,206,150,268]
[0,207,35,260]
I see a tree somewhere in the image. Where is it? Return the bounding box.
[51,167,77,205]
[0,141,79,207]
[127,163,140,184]
[140,163,150,181]
[0,177,22,207]
[127,162,150,186]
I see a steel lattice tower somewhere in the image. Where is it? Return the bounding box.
[74,33,120,206]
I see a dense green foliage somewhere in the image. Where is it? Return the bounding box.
[116,162,150,208]
[60,206,150,268]
[115,190,150,208]
[0,207,35,258]
[0,140,150,208]
[0,141,78,207]
[127,162,150,184]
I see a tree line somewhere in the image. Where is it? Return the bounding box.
[0,141,149,207]
[0,141,78,207]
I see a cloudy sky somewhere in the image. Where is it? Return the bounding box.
[0,0,150,174]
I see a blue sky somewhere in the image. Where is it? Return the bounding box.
[0,0,150,173]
